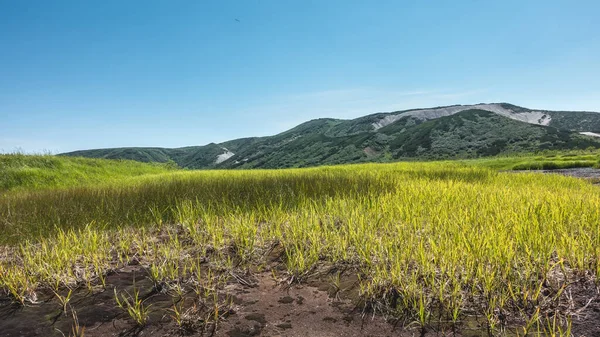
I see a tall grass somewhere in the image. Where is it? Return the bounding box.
[0,153,176,193]
[458,150,600,170]
[0,160,597,333]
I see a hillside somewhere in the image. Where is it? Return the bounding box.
[60,103,600,169]
[0,154,176,192]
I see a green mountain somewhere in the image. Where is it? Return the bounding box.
[61,103,600,169]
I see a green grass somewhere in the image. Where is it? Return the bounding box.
[511,160,597,170]
[456,150,600,170]
[1,154,598,334]
[2,152,599,243]
[0,153,177,193]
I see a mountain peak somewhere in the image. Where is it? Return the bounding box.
[370,103,555,130]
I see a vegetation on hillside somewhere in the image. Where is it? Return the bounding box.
[383,110,600,158]
[62,143,226,168]
[548,111,600,132]
[61,107,600,169]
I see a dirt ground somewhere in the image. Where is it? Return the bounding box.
[0,266,434,337]
[1,263,599,337]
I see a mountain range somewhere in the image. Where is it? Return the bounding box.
[61,103,600,169]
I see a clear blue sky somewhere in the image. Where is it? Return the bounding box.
[1,0,599,153]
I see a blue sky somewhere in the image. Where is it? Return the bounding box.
[1,0,599,153]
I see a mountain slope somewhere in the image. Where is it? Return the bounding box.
[380,110,599,159]
[60,103,600,169]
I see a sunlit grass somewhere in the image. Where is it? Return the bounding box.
[457,149,600,170]
[0,153,176,193]
[0,158,598,334]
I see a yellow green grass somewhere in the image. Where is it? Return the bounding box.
[0,153,177,193]
[457,150,600,170]
[1,156,599,334]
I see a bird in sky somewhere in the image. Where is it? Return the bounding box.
[235,18,240,22]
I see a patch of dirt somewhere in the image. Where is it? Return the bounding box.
[0,268,600,337]
[567,279,600,337]
[0,267,409,337]
[1,265,598,336]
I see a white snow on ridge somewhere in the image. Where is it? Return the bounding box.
[371,103,552,130]
[580,132,600,138]
[215,147,235,164]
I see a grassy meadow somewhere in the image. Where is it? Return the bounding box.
[0,153,176,193]
[1,153,599,335]
[457,150,600,171]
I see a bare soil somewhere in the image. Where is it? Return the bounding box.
[0,266,414,337]
[1,263,599,337]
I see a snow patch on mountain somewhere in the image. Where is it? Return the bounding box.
[372,103,552,130]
